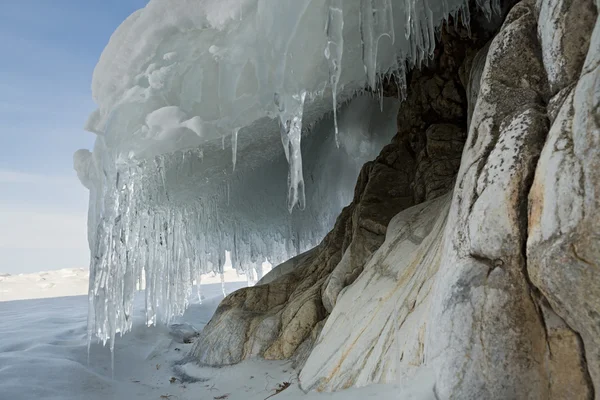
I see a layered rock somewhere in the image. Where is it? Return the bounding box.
[301,0,599,397]
[192,0,600,398]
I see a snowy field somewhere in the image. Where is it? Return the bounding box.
[0,272,433,400]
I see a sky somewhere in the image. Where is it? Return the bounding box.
[0,0,149,274]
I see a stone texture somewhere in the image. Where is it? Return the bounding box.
[527,0,600,389]
[412,123,466,203]
[301,0,598,398]
[430,1,597,396]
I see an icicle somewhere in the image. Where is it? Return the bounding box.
[379,77,384,111]
[475,0,492,20]
[277,91,307,212]
[273,93,289,161]
[246,267,255,287]
[197,270,203,304]
[325,0,344,148]
[360,0,376,88]
[221,135,225,150]
[423,0,436,59]
[110,340,115,379]
[156,156,169,202]
[231,128,239,171]
[462,1,471,35]
[441,0,450,22]
[360,0,396,90]
[492,0,501,16]
[404,0,413,40]
[256,260,265,281]
[220,272,226,297]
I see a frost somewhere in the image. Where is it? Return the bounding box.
[77,0,494,346]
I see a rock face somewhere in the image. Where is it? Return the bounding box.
[528,0,600,388]
[192,0,600,397]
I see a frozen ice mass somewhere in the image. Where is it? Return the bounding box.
[76,0,496,346]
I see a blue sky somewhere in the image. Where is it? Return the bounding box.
[0,0,149,274]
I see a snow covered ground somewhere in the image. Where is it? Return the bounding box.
[0,276,434,400]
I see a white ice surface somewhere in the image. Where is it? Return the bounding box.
[0,281,435,400]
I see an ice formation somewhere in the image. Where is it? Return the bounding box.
[76,0,496,346]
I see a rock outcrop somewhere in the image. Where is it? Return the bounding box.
[528,0,600,388]
[191,17,486,367]
[192,0,600,398]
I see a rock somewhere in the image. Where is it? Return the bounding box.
[301,0,597,397]
[413,123,466,203]
[527,8,600,389]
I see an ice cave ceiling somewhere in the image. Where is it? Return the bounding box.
[75,0,500,345]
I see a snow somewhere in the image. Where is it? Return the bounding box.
[0,281,435,400]
[76,0,497,345]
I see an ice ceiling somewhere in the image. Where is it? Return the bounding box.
[75,0,498,347]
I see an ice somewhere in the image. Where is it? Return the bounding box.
[325,0,344,147]
[77,0,493,345]
[231,128,239,171]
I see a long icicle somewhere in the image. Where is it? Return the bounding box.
[325,0,344,148]
[232,128,239,172]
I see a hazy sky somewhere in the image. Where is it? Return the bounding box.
[0,0,149,274]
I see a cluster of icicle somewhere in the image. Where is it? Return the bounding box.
[84,0,499,349]
[86,146,319,352]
